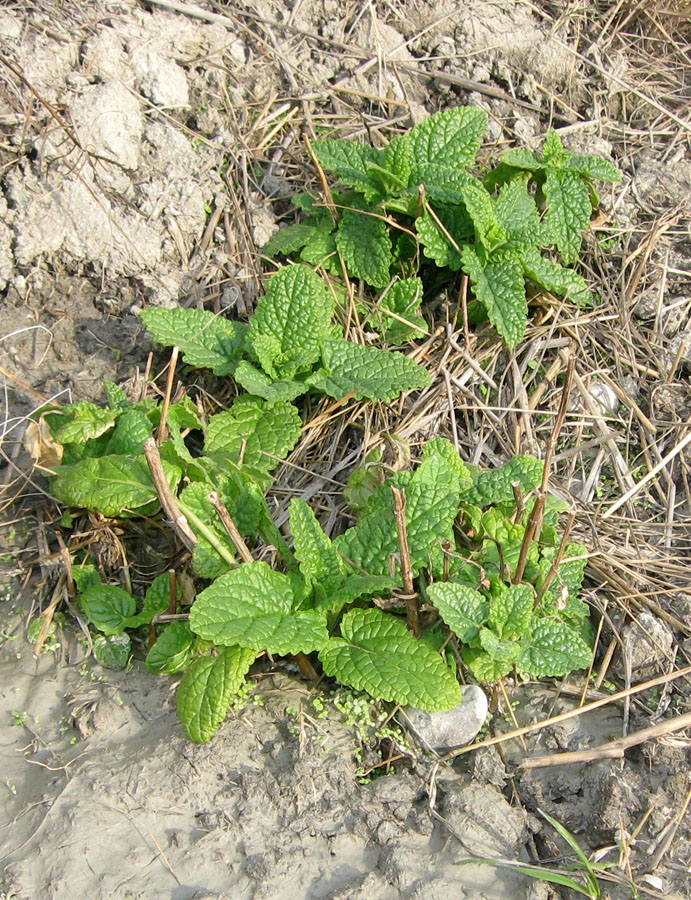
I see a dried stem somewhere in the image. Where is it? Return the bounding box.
[207,491,254,563]
[534,510,577,604]
[511,481,525,524]
[167,569,177,615]
[157,346,179,444]
[143,437,197,553]
[391,486,419,636]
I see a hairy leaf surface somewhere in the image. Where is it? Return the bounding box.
[409,108,487,183]
[335,209,392,289]
[140,307,247,375]
[461,247,527,348]
[544,169,591,265]
[177,647,256,743]
[319,608,461,709]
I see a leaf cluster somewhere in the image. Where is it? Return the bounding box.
[264,112,620,346]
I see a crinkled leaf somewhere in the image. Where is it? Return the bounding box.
[105,409,153,456]
[567,155,621,183]
[263,223,320,256]
[344,448,386,511]
[299,229,343,275]
[489,583,534,640]
[462,647,513,682]
[414,165,477,204]
[416,204,472,270]
[519,619,593,677]
[93,633,131,669]
[461,246,527,348]
[499,148,544,171]
[312,138,381,193]
[380,134,412,189]
[459,180,506,251]
[177,646,256,743]
[78,585,136,635]
[289,498,345,592]
[146,621,195,674]
[233,361,308,402]
[52,455,181,516]
[248,265,334,375]
[335,452,463,578]
[124,572,172,629]
[426,582,489,643]
[318,575,395,614]
[204,395,302,488]
[409,108,487,182]
[494,176,543,249]
[139,307,247,376]
[104,381,130,411]
[319,607,461,709]
[49,402,117,445]
[520,248,592,306]
[479,627,522,663]
[543,168,592,265]
[422,437,473,487]
[481,508,531,573]
[335,209,392,290]
[189,562,328,655]
[375,277,427,340]
[308,339,430,403]
[464,455,544,507]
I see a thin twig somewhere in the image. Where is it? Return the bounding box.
[207,491,253,563]
[535,511,577,604]
[157,347,179,444]
[143,438,197,553]
[391,486,419,636]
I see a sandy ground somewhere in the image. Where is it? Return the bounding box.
[1,1,690,898]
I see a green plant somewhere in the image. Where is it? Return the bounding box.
[264,111,620,346]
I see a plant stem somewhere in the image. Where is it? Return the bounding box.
[534,511,577,605]
[391,485,419,636]
[143,437,197,553]
[295,652,320,682]
[157,346,178,444]
[207,491,254,563]
[175,498,237,569]
[167,569,177,615]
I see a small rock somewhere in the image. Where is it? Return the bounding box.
[587,381,619,416]
[621,612,673,677]
[0,10,22,39]
[134,49,189,107]
[402,684,488,751]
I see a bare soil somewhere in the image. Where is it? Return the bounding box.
[1,2,690,899]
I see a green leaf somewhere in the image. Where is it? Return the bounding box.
[72,564,102,592]
[335,452,463,579]
[319,607,461,709]
[139,307,247,376]
[319,575,395,614]
[93,633,131,669]
[416,204,472,270]
[426,582,489,643]
[50,402,117,445]
[146,621,195,674]
[308,339,430,403]
[461,246,527,348]
[462,646,514,681]
[459,180,506,251]
[233,361,308,402]
[499,148,544,171]
[408,108,487,183]
[344,448,386,511]
[52,455,181,517]
[123,572,172,629]
[375,277,427,340]
[380,134,412,189]
[479,627,522,663]
[312,138,381,194]
[519,619,593,677]
[78,585,136,635]
[248,265,334,376]
[289,498,345,592]
[567,155,621,183]
[494,176,543,249]
[105,409,153,456]
[104,381,130,411]
[204,396,302,488]
[542,129,566,163]
[189,562,329,655]
[262,223,320,256]
[489,583,534,640]
[299,229,343,275]
[414,165,476,204]
[543,169,592,265]
[335,209,392,290]
[519,248,592,306]
[176,646,256,743]
[464,455,544,507]
[422,437,473,485]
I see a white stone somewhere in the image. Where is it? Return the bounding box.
[0,11,22,39]
[587,382,619,416]
[134,49,189,108]
[402,684,488,751]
